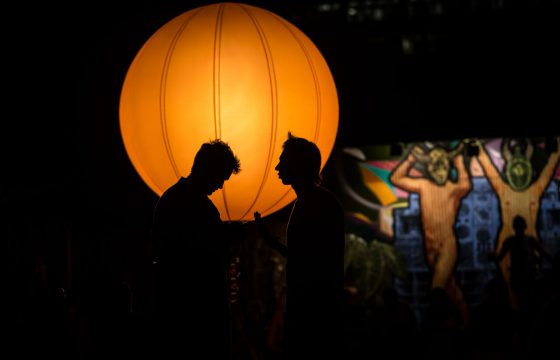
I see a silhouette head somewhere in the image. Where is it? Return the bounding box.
[512,215,527,235]
[275,132,321,186]
[191,139,241,195]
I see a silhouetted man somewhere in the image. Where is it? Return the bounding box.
[494,215,553,312]
[151,139,240,359]
[255,133,345,359]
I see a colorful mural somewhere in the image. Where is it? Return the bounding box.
[334,137,560,323]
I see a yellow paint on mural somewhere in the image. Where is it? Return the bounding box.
[359,167,398,206]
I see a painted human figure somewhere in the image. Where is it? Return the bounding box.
[390,143,471,323]
[473,137,560,308]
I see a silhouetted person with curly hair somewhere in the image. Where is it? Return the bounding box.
[151,139,240,359]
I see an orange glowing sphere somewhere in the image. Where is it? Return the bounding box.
[119,3,339,221]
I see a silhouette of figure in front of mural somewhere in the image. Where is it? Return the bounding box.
[493,215,553,313]
[390,143,471,324]
[473,137,560,308]
[150,139,241,359]
[254,133,345,359]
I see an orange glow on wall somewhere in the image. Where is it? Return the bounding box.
[119,3,339,221]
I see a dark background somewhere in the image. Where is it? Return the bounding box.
[6,0,560,200]
[2,0,559,356]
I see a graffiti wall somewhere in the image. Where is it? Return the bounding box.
[333,137,560,323]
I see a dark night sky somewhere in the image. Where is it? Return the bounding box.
[3,0,560,243]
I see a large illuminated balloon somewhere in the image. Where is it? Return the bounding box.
[120,2,339,221]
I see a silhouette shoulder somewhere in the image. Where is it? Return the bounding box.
[319,186,343,207]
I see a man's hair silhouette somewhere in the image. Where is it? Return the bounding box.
[281,132,322,184]
[191,139,241,176]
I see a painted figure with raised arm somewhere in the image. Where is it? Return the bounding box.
[473,136,560,308]
[390,143,472,323]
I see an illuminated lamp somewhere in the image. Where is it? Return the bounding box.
[119,2,339,221]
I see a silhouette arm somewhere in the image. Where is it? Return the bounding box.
[254,212,287,257]
[221,221,244,259]
[534,137,560,194]
[495,239,511,262]
[390,152,422,193]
